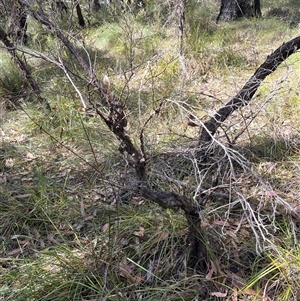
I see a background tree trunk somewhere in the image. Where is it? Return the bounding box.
[254,0,262,17]
[91,0,101,11]
[75,3,85,27]
[217,0,237,22]
[217,0,261,22]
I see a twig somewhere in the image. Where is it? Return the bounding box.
[57,55,87,109]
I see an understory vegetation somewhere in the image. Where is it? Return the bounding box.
[1,0,300,300]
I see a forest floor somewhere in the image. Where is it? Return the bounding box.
[1,1,300,300]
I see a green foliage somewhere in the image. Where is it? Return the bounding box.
[0,52,29,101]
[264,0,300,25]
[88,19,164,71]
[244,245,300,301]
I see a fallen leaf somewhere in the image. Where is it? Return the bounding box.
[5,158,14,168]
[176,228,188,237]
[15,135,25,143]
[231,288,238,301]
[80,199,86,217]
[14,194,31,199]
[133,227,145,238]
[110,198,117,206]
[40,239,45,249]
[210,291,228,297]
[26,152,35,160]
[159,232,169,241]
[242,288,272,301]
[226,230,237,239]
[119,262,143,284]
[119,263,134,275]
[102,223,109,232]
[206,259,217,280]
[9,129,17,135]
[230,274,246,289]
[83,215,94,222]
[7,248,22,257]
[47,233,59,244]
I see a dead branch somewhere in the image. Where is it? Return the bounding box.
[140,186,194,213]
[198,35,300,152]
[15,1,208,268]
[19,1,198,214]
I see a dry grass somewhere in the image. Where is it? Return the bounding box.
[1,1,300,300]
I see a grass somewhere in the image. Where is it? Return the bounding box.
[1,1,300,300]
[0,52,29,110]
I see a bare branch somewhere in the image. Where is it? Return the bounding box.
[57,55,87,109]
[198,35,300,150]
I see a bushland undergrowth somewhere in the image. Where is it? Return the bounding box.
[1,1,300,300]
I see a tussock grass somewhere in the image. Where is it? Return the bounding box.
[1,1,300,300]
[0,52,29,111]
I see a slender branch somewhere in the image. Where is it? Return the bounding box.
[57,55,87,109]
[139,101,164,162]
[177,0,187,78]
[0,26,50,110]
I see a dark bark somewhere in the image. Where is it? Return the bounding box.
[8,1,28,45]
[75,3,85,27]
[17,9,28,44]
[237,0,252,18]
[217,0,261,22]
[186,212,208,270]
[178,0,186,56]
[217,0,237,22]
[254,0,262,17]
[141,186,207,269]
[120,0,145,10]
[198,35,300,157]
[91,0,101,11]
[52,1,68,14]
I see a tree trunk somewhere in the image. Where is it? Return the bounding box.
[75,3,85,27]
[91,0,101,11]
[217,0,261,22]
[217,0,237,22]
[254,0,262,17]
[16,7,28,44]
[8,1,28,45]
